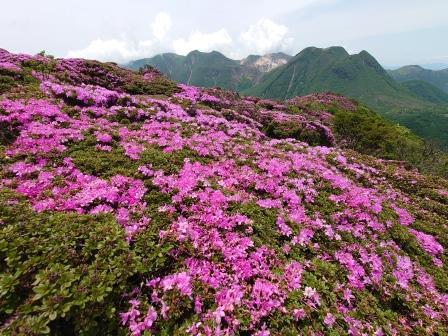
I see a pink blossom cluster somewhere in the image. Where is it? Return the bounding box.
[4,157,149,239]
[0,61,21,72]
[174,84,224,106]
[410,228,444,266]
[40,80,131,107]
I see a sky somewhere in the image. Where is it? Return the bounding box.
[1,0,448,67]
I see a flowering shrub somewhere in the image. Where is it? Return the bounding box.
[0,62,21,73]
[0,48,447,335]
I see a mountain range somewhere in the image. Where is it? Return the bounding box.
[126,51,291,92]
[126,47,448,148]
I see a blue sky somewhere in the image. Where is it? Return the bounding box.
[1,0,447,67]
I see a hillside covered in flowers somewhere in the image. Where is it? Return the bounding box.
[0,49,447,335]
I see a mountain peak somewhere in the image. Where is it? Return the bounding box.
[187,50,226,57]
[397,65,426,72]
[389,64,448,95]
[325,46,350,55]
[297,46,349,57]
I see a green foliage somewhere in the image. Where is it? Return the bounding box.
[67,140,139,178]
[0,72,17,94]
[139,147,211,175]
[332,105,448,177]
[0,178,186,335]
[0,61,51,99]
[123,77,180,96]
[22,58,57,75]
[305,188,342,222]
[0,121,20,146]
[333,106,421,159]
[65,135,211,178]
[230,202,282,249]
[0,190,140,335]
[262,121,331,146]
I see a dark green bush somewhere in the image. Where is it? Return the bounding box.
[0,190,141,335]
[332,106,448,177]
[66,135,211,178]
[0,121,20,146]
[0,74,17,94]
[263,121,331,146]
[123,78,180,96]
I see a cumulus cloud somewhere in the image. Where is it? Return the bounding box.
[151,12,172,41]
[67,12,173,63]
[67,14,292,63]
[240,18,293,55]
[172,29,232,55]
[67,39,157,63]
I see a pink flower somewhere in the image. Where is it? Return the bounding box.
[96,132,113,143]
[392,205,414,226]
[293,308,306,320]
[276,216,292,237]
[324,312,336,327]
[393,256,414,289]
[410,229,444,258]
[304,286,316,298]
[161,272,193,297]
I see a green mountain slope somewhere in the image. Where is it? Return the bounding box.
[244,47,423,108]
[125,51,291,92]
[243,47,448,148]
[389,65,448,93]
[401,80,448,104]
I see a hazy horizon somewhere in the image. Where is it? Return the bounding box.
[2,0,448,68]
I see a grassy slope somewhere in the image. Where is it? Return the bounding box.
[401,80,448,104]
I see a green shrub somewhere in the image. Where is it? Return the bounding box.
[0,74,17,94]
[66,135,211,178]
[230,202,282,249]
[123,78,180,96]
[263,121,331,146]
[0,190,141,335]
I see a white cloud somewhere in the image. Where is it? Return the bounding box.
[67,11,173,63]
[66,17,293,62]
[172,29,232,55]
[151,12,172,41]
[240,18,293,55]
[67,38,157,63]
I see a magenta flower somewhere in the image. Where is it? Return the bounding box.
[324,312,336,327]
